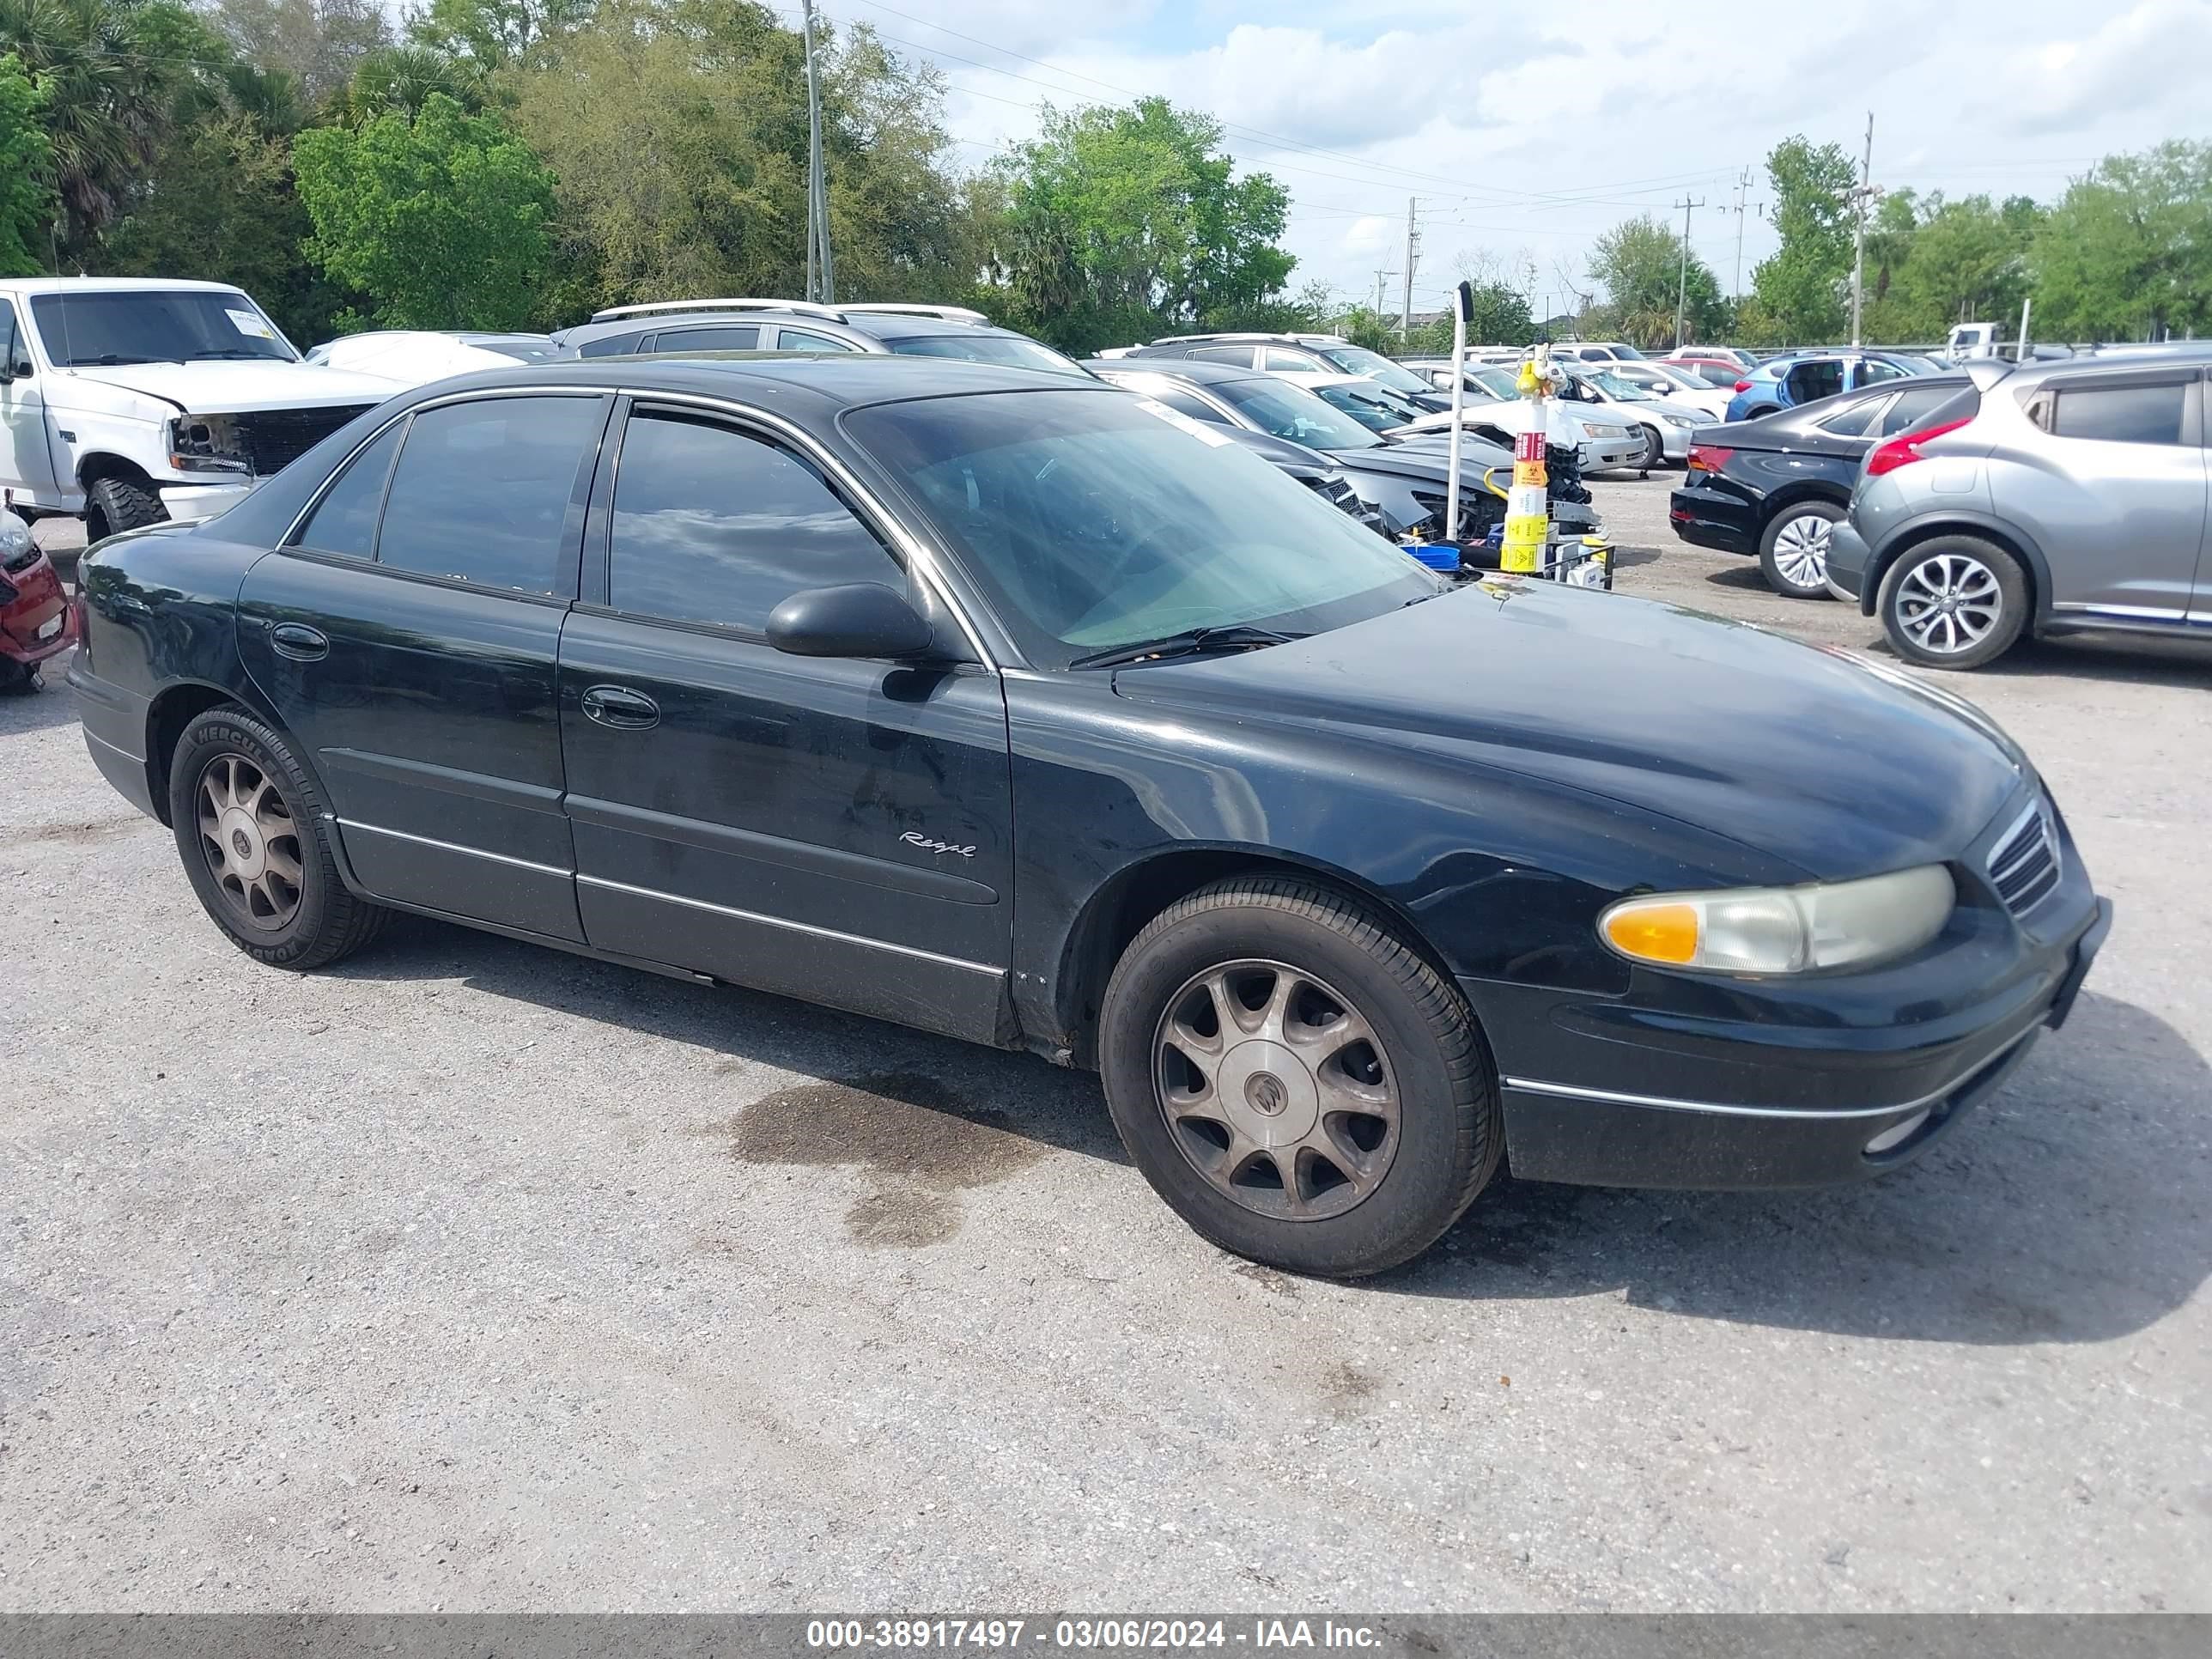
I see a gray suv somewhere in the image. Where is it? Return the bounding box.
[1827,348,2209,668]
[550,300,1090,375]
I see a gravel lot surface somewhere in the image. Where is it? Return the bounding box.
[3,478,2209,1613]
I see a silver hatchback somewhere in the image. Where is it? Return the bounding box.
[1826,349,2210,668]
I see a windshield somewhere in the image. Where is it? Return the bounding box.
[1208,376,1385,451]
[1582,368,1655,400]
[477,337,561,362]
[30,289,295,365]
[887,332,1091,378]
[1887,353,1941,375]
[1312,344,1434,396]
[1313,381,1422,432]
[848,389,1435,670]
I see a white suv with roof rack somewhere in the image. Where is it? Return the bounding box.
[0,276,398,540]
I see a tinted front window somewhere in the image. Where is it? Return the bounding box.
[378,396,601,593]
[1815,394,1886,437]
[886,332,1088,376]
[653,325,758,352]
[1264,348,1319,372]
[849,389,1434,670]
[1190,346,1255,365]
[609,412,896,631]
[1209,376,1385,451]
[31,289,293,365]
[294,422,401,558]
[2051,381,2189,445]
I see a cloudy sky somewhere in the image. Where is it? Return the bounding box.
[791,0,2211,316]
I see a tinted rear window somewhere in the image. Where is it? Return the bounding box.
[652,324,759,352]
[579,331,647,359]
[293,422,401,559]
[377,396,602,593]
[2050,380,2189,445]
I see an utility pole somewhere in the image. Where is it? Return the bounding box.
[1729,166,1757,301]
[1372,268,1395,318]
[1401,198,1419,341]
[800,0,833,302]
[1849,111,1876,348]
[1672,195,1705,349]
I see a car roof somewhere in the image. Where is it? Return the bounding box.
[396,355,1110,410]
[0,276,249,296]
[2008,341,2212,384]
[554,307,1044,350]
[1082,356,1272,387]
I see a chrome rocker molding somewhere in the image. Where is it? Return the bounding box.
[334,820,1006,981]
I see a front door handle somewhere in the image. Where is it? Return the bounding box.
[580,684,660,731]
[269,622,329,662]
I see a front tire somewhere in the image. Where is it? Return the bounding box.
[1878,536,2027,669]
[1758,500,1842,599]
[167,706,392,969]
[1098,876,1501,1278]
[85,476,168,543]
[1638,426,1663,473]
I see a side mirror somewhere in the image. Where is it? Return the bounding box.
[767,581,941,660]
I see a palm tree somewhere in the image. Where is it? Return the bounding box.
[0,0,185,252]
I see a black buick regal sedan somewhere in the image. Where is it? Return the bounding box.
[70,358,2112,1277]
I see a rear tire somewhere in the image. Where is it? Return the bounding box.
[1757,500,1843,599]
[1878,536,2028,670]
[1098,876,1501,1278]
[167,706,392,969]
[85,475,167,543]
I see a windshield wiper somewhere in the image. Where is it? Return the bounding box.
[1068,623,1306,672]
[72,355,168,366]
[183,349,273,360]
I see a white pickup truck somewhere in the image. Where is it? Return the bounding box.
[0,277,395,540]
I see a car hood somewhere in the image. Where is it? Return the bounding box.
[1601,395,1710,423]
[1112,581,2027,882]
[1353,430,1514,477]
[59,360,397,414]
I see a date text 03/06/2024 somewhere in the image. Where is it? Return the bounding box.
[805,1620,1382,1650]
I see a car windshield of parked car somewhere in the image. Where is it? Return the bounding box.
[848,389,1436,670]
[1205,377,1387,452]
[1310,344,1436,396]
[477,338,561,362]
[885,332,1091,378]
[1468,366,1521,399]
[1314,382,1424,432]
[1583,369,1656,401]
[30,289,295,365]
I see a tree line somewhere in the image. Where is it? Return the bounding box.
[1572,134,2212,350]
[0,0,1309,352]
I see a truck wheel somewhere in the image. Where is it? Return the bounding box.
[167,706,392,969]
[1758,501,1842,599]
[1098,876,1501,1278]
[1878,537,2027,670]
[85,476,168,543]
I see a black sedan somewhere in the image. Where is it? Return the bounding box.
[1669,376,1963,598]
[70,358,2111,1278]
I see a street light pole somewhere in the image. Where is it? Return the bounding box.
[1849,111,1875,348]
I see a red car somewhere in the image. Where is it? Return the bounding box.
[0,513,76,690]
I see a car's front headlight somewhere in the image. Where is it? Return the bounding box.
[166,416,251,476]
[1600,865,1955,974]
[1658,412,1695,428]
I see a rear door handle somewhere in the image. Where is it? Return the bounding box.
[580,684,659,730]
[269,622,329,662]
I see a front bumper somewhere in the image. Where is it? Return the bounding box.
[1580,434,1647,471]
[156,481,253,519]
[1460,805,2111,1190]
[1826,518,1873,605]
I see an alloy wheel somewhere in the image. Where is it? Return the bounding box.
[1771,513,1834,589]
[1894,552,2002,656]
[195,753,304,931]
[1152,958,1400,1222]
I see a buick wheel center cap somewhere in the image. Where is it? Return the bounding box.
[1217,1038,1321,1147]
[218,807,266,878]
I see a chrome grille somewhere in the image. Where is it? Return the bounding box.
[1987,799,2061,915]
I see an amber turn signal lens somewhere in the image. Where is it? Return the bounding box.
[1601,902,1700,964]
